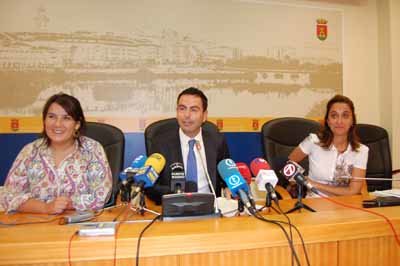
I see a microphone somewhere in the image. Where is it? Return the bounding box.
[131,153,166,198]
[266,183,278,204]
[236,162,252,185]
[119,155,147,202]
[170,162,185,193]
[119,172,131,202]
[217,159,249,197]
[217,159,255,213]
[124,154,148,176]
[250,158,278,192]
[236,162,256,209]
[280,160,319,194]
[195,140,221,214]
[61,212,94,224]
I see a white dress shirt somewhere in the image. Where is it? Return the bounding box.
[179,128,211,193]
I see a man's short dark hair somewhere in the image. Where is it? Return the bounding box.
[177,87,208,111]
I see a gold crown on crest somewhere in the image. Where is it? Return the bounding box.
[317,18,328,24]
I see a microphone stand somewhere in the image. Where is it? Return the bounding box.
[285,183,315,214]
[130,184,160,216]
[131,191,159,216]
[265,192,272,208]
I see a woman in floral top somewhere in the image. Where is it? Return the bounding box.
[0,93,112,214]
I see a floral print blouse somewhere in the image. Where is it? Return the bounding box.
[0,136,112,213]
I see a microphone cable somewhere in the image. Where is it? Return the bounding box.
[272,197,311,266]
[315,191,400,247]
[268,187,295,266]
[0,214,61,226]
[67,230,79,266]
[112,203,130,222]
[113,202,137,266]
[135,214,161,266]
[250,208,302,266]
[281,160,400,246]
[262,190,296,266]
[262,186,310,266]
[240,196,302,266]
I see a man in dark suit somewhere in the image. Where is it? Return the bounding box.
[146,87,230,205]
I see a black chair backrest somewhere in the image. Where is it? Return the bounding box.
[85,121,125,207]
[356,123,392,191]
[261,117,321,178]
[145,118,219,155]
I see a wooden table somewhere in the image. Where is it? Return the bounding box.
[0,195,399,266]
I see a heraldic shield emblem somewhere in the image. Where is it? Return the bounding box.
[316,18,328,41]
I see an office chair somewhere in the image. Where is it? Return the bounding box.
[356,123,400,191]
[261,117,321,199]
[261,117,321,180]
[85,121,125,207]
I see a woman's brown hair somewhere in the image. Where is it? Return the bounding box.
[317,94,360,151]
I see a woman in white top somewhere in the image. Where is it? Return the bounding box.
[289,94,369,196]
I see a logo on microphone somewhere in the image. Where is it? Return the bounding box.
[170,162,184,171]
[225,159,236,168]
[283,163,296,178]
[133,155,145,163]
[228,174,241,188]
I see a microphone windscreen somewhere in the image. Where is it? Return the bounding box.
[217,159,237,180]
[131,154,147,169]
[135,166,159,188]
[255,169,279,191]
[170,162,186,193]
[217,159,248,197]
[250,158,271,176]
[144,153,166,173]
[236,162,252,184]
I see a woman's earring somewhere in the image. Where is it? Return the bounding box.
[73,129,80,138]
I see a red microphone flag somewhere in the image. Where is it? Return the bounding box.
[250,158,271,176]
[235,162,252,184]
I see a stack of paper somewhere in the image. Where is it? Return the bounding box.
[371,189,400,198]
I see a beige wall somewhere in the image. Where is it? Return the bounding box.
[342,1,380,125]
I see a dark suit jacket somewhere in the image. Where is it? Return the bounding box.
[146,127,230,205]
